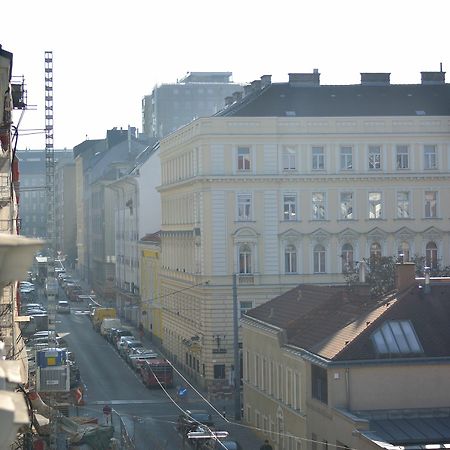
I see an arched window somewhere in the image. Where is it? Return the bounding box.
[341,243,354,273]
[239,244,252,274]
[285,245,297,273]
[426,241,438,269]
[313,244,326,273]
[370,242,382,261]
[397,241,410,262]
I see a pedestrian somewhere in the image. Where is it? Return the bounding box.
[260,439,273,450]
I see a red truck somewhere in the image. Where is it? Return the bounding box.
[140,359,173,388]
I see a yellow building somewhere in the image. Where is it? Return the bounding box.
[242,265,450,450]
[158,70,450,389]
[139,233,162,344]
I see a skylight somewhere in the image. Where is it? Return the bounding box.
[372,320,423,355]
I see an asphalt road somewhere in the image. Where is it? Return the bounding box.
[36,283,261,450]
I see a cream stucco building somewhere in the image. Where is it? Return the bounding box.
[158,70,450,389]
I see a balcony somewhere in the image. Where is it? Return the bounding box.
[238,274,254,285]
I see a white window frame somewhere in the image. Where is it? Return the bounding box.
[426,241,438,269]
[368,145,382,170]
[237,193,252,221]
[282,146,297,171]
[368,191,383,219]
[239,300,253,318]
[340,191,354,220]
[312,146,325,170]
[424,144,437,170]
[424,190,438,218]
[396,145,410,170]
[285,244,298,274]
[237,146,251,171]
[313,244,326,273]
[397,191,411,218]
[238,244,253,274]
[283,193,297,221]
[341,243,354,273]
[312,192,326,220]
[340,146,353,170]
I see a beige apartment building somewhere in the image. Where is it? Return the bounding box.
[242,264,450,450]
[158,70,450,388]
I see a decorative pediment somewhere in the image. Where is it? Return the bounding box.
[232,226,259,244]
[310,228,331,243]
[279,228,302,244]
[366,226,387,242]
[394,226,415,242]
[337,227,359,244]
[422,226,443,243]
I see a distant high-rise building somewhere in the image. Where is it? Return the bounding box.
[17,149,73,239]
[142,71,243,139]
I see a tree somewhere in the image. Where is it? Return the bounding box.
[345,256,397,298]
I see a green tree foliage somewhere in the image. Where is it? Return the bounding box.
[345,256,397,298]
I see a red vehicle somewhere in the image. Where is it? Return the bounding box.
[140,359,173,388]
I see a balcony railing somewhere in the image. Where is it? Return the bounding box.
[238,274,254,285]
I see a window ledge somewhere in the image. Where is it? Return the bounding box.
[235,220,256,223]
[365,218,386,221]
[393,217,415,220]
[422,217,442,220]
[337,218,357,222]
[281,219,300,223]
[309,219,330,223]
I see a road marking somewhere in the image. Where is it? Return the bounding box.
[91,399,171,405]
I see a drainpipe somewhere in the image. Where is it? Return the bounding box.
[345,368,351,410]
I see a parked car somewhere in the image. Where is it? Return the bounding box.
[57,300,71,314]
[121,340,144,360]
[112,329,134,346]
[177,410,215,437]
[213,441,243,450]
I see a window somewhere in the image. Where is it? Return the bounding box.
[283,194,297,221]
[312,192,326,220]
[239,244,252,274]
[398,241,410,262]
[312,146,325,170]
[368,145,381,170]
[424,145,437,169]
[285,245,297,273]
[283,146,297,171]
[240,301,253,318]
[237,147,251,171]
[424,191,437,218]
[340,192,353,219]
[311,364,328,404]
[368,192,382,219]
[396,145,409,169]
[370,242,382,260]
[237,193,252,220]
[372,320,422,354]
[341,243,354,273]
[214,364,226,379]
[426,241,438,269]
[313,244,326,273]
[397,191,410,218]
[340,146,353,170]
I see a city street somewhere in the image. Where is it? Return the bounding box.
[42,285,260,450]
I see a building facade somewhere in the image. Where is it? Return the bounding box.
[17,148,73,240]
[157,70,450,389]
[142,71,243,139]
[242,265,450,450]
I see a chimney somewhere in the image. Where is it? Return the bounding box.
[360,73,391,86]
[421,71,446,85]
[251,79,262,91]
[232,91,243,102]
[260,74,272,88]
[288,70,320,87]
[243,84,252,96]
[395,262,416,291]
[224,96,234,107]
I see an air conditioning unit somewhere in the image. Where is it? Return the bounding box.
[36,365,70,392]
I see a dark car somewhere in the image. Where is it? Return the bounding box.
[177,409,215,437]
[110,328,134,345]
[214,440,243,450]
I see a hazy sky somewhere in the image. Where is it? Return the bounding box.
[3,0,449,150]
